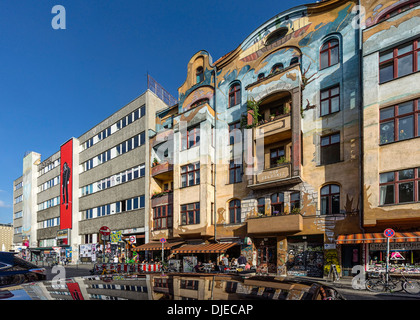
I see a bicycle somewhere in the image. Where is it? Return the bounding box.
[365,271,420,294]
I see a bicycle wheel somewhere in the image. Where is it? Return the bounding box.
[366,279,385,292]
[403,280,420,294]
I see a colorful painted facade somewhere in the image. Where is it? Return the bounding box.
[146,0,382,277]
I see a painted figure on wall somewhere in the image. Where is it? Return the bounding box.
[62,162,71,209]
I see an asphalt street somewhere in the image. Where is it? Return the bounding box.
[39,264,420,300]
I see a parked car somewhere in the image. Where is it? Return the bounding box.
[0,252,46,288]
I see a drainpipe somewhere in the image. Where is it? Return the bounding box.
[357,0,365,235]
[213,66,219,243]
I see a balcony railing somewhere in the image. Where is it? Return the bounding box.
[151,191,173,207]
[151,161,173,180]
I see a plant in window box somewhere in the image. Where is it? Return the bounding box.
[291,207,301,215]
[276,156,287,165]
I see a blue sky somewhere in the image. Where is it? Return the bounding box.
[0,0,310,224]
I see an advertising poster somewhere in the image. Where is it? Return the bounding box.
[60,139,73,230]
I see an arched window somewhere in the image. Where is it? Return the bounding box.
[196,67,204,83]
[271,192,284,216]
[320,184,340,215]
[258,73,265,81]
[191,98,209,109]
[271,63,284,74]
[290,57,299,66]
[229,199,241,223]
[265,28,288,46]
[229,83,241,108]
[320,39,339,69]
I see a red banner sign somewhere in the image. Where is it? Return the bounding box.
[60,139,73,230]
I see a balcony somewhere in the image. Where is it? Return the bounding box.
[151,161,173,180]
[255,113,291,144]
[151,191,173,208]
[247,213,303,235]
[248,163,301,190]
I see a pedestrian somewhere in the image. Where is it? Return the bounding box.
[238,254,247,266]
[194,261,204,273]
[231,258,238,268]
[222,254,229,267]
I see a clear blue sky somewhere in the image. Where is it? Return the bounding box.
[0,0,310,224]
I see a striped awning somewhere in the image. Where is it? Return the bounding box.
[171,242,238,254]
[336,232,420,244]
[133,241,184,251]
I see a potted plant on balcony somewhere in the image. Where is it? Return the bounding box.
[152,158,159,167]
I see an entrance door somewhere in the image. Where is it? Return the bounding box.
[342,245,360,276]
[255,238,277,273]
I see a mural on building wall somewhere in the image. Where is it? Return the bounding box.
[60,139,73,230]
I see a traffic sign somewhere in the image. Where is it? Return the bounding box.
[99,226,111,236]
[384,228,395,238]
[160,238,166,243]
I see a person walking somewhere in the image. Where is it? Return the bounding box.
[238,254,247,266]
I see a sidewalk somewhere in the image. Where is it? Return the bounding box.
[293,275,420,299]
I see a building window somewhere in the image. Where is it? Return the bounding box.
[321,133,340,165]
[379,39,420,83]
[270,146,286,168]
[271,193,284,215]
[320,85,340,116]
[181,162,200,188]
[380,168,420,205]
[257,198,265,215]
[182,126,200,150]
[271,63,284,74]
[153,205,173,230]
[229,83,241,108]
[181,202,200,225]
[229,199,241,224]
[290,192,301,213]
[258,73,265,80]
[196,67,204,83]
[229,159,242,184]
[380,99,420,144]
[290,57,299,66]
[191,98,209,109]
[320,184,340,215]
[320,39,339,69]
[229,122,241,145]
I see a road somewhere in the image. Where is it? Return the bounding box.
[39,264,420,300]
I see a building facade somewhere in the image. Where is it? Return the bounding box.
[336,0,420,271]
[143,0,368,277]
[12,90,168,263]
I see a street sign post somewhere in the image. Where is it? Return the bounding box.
[160,238,166,265]
[99,226,111,263]
[384,228,395,283]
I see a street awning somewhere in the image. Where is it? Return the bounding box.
[133,241,184,251]
[171,242,238,254]
[336,232,420,244]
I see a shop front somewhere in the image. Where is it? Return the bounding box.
[286,235,324,278]
[337,231,420,274]
[171,242,240,272]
